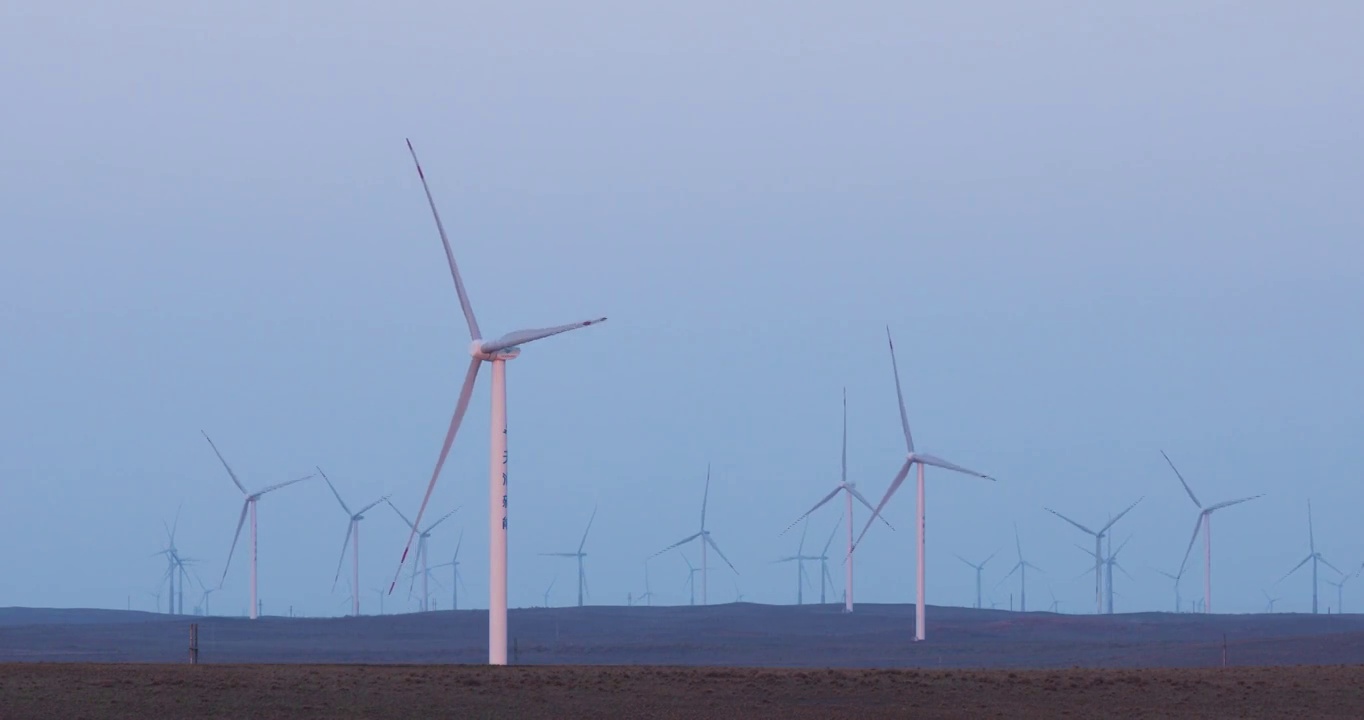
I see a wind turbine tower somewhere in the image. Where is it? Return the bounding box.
[540,507,597,607]
[1163,450,1263,614]
[652,466,738,605]
[1044,498,1141,614]
[319,468,387,617]
[1278,499,1341,615]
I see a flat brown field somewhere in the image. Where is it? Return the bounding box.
[2,663,1363,719]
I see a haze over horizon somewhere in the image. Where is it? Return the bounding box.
[2,3,1361,618]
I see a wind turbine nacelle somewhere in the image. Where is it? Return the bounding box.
[472,340,521,360]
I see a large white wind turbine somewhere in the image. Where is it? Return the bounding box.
[540,506,597,607]
[651,466,738,605]
[782,388,892,612]
[854,328,995,642]
[390,139,606,664]
[319,468,387,617]
[203,431,312,621]
[1043,498,1142,614]
[1277,499,1342,615]
[388,499,457,613]
[1162,450,1263,614]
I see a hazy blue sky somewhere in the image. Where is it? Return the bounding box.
[2,2,1361,618]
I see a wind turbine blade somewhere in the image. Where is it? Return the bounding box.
[1160,450,1202,509]
[798,517,809,556]
[782,487,841,535]
[169,503,182,546]
[885,327,915,453]
[540,552,579,557]
[701,465,710,531]
[389,356,481,594]
[849,487,894,530]
[984,548,1001,566]
[453,530,463,562]
[1207,494,1263,512]
[1319,556,1344,576]
[1098,497,1143,535]
[1024,561,1045,573]
[1044,508,1098,536]
[355,496,389,516]
[202,431,247,495]
[913,452,994,481]
[651,532,702,558]
[386,498,416,530]
[405,138,481,341]
[317,467,353,516]
[424,507,459,533]
[704,534,739,574]
[1308,499,1315,554]
[1277,555,1313,583]
[1013,522,1023,560]
[853,459,913,549]
[256,473,313,497]
[479,318,608,355]
[841,386,848,485]
[996,563,1021,586]
[219,500,250,586]
[578,506,597,554]
[821,516,842,556]
[1178,515,1204,577]
[332,521,354,591]
[954,554,977,569]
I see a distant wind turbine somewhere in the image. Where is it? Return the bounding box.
[1261,589,1282,613]
[1078,535,1134,614]
[954,549,1000,610]
[1044,498,1141,614]
[1153,567,1183,613]
[542,576,557,608]
[1325,574,1354,614]
[1163,450,1263,614]
[854,328,995,642]
[428,530,466,611]
[813,518,842,605]
[1277,499,1342,614]
[388,500,457,612]
[540,506,597,607]
[390,139,607,665]
[651,466,738,605]
[998,524,1041,612]
[773,518,819,605]
[203,431,312,621]
[319,468,387,617]
[637,561,654,607]
[681,554,701,606]
[782,388,892,613]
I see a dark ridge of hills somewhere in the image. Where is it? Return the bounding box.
[2,603,1363,667]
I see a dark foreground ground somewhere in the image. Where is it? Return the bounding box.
[3,663,1364,719]
[3,603,1364,667]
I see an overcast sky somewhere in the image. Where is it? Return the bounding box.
[2,2,1361,619]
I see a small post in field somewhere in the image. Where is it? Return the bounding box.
[1221,633,1227,667]
[189,623,200,665]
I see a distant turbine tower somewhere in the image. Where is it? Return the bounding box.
[1325,575,1354,614]
[543,576,557,608]
[782,388,892,613]
[1163,450,1263,614]
[1261,589,1282,613]
[1153,567,1183,613]
[652,466,738,605]
[813,518,842,605]
[540,506,597,607]
[388,500,457,612]
[1277,499,1341,614]
[319,468,387,617]
[1079,535,1134,614]
[203,431,312,621]
[855,328,995,642]
[1044,498,1141,614]
[681,554,701,606]
[998,524,1041,612]
[773,518,819,605]
[954,548,1000,610]
[637,561,654,607]
[428,530,466,611]
[390,140,607,665]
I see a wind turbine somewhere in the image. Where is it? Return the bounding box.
[429,530,466,611]
[854,328,995,641]
[542,576,557,608]
[388,500,457,612]
[1261,589,1282,613]
[1153,567,1183,613]
[681,554,701,606]
[203,431,312,621]
[1325,573,1354,614]
[154,508,193,615]
[195,575,218,617]
[540,506,597,607]
[637,561,654,607]
[1277,499,1342,614]
[1162,450,1263,614]
[319,468,387,617]
[1093,535,1134,614]
[773,518,819,605]
[814,518,842,605]
[1043,498,1142,614]
[998,524,1041,612]
[390,139,607,665]
[954,549,1000,610]
[651,466,738,605]
[1047,586,1062,613]
[782,388,891,613]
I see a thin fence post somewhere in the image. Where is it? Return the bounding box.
[189,623,199,665]
[1221,633,1227,667]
